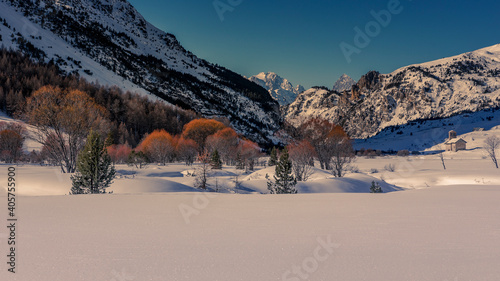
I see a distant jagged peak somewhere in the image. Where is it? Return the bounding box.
[249,72,304,106]
[332,74,356,92]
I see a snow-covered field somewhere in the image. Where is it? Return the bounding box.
[1,148,500,280]
[0,176,499,280]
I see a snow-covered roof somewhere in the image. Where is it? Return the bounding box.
[445,138,467,144]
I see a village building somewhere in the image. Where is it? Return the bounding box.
[445,130,467,152]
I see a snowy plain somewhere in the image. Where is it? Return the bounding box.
[1,115,500,280]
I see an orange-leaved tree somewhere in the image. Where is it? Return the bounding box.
[298,118,353,176]
[238,140,262,171]
[26,86,107,173]
[0,129,24,163]
[176,137,198,165]
[0,121,25,163]
[138,129,175,165]
[181,118,226,151]
[206,127,239,165]
[107,143,133,164]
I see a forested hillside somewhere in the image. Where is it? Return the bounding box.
[0,48,198,146]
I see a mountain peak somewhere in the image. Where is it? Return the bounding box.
[332,74,356,92]
[249,72,304,106]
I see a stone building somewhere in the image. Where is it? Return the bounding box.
[445,130,467,152]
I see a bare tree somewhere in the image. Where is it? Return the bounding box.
[438,145,446,170]
[26,86,106,173]
[484,136,500,168]
[288,140,316,181]
[194,150,212,190]
[326,127,354,178]
[298,118,336,170]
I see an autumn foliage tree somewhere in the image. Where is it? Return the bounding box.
[0,122,25,163]
[26,86,106,173]
[107,143,132,164]
[298,118,337,170]
[298,118,353,176]
[205,127,239,165]
[176,137,198,165]
[238,140,262,171]
[138,129,175,165]
[181,118,226,151]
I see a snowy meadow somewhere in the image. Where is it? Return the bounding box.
[1,136,500,280]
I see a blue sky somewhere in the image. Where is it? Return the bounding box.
[128,0,500,89]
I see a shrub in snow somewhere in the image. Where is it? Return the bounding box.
[370,181,383,193]
[384,164,396,172]
[349,165,360,173]
[370,168,379,174]
[127,150,149,169]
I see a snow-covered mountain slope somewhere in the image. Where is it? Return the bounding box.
[0,0,280,144]
[354,107,500,151]
[332,74,356,92]
[248,72,304,106]
[285,44,500,138]
[284,87,342,123]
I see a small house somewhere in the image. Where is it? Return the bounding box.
[445,130,467,152]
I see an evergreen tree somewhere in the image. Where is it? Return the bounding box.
[211,149,222,169]
[71,130,116,194]
[268,147,278,166]
[104,132,114,148]
[267,148,297,194]
[370,181,383,193]
[236,152,244,170]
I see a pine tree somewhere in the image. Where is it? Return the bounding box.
[211,149,222,169]
[370,181,383,193]
[104,132,114,148]
[71,130,116,194]
[268,147,278,166]
[267,148,297,194]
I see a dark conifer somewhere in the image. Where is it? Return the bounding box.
[267,148,297,194]
[71,130,116,194]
